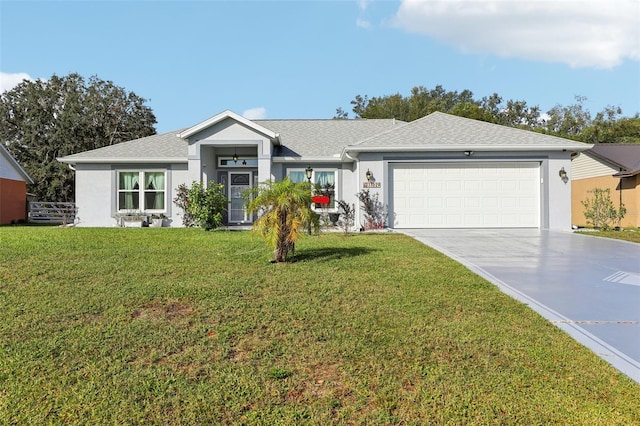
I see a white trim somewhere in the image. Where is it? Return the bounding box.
[58,157,186,165]
[272,156,346,163]
[343,144,593,159]
[116,170,167,214]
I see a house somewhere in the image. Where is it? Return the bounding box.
[57,110,590,230]
[571,144,640,228]
[0,144,34,225]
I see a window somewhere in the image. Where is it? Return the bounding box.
[287,168,337,210]
[218,157,258,167]
[118,171,166,212]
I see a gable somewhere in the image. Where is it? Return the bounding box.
[0,145,33,183]
[571,151,619,180]
[185,117,273,143]
[177,110,278,142]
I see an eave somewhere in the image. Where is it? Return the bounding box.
[57,157,187,165]
[272,156,343,163]
[341,144,593,160]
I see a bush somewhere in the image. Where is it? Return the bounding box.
[174,181,227,230]
[337,200,355,234]
[581,187,626,230]
[173,183,195,227]
[357,190,387,230]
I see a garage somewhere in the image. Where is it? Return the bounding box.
[391,162,540,228]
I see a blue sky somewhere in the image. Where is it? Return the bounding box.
[1,0,639,133]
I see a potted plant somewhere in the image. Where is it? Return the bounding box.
[150,214,166,228]
[328,212,340,226]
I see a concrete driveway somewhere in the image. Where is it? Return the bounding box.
[401,229,640,383]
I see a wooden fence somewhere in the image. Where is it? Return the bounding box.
[29,202,77,225]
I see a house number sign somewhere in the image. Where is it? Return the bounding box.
[363,182,381,188]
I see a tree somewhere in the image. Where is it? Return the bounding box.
[245,178,317,262]
[341,84,542,127]
[541,96,592,139]
[580,107,640,144]
[0,73,157,201]
[340,86,639,143]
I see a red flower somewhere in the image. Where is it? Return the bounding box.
[311,195,330,205]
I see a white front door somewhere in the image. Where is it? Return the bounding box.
[228,172,252,223]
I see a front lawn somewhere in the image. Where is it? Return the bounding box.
[577,229,640,244]
[1,228,638,424]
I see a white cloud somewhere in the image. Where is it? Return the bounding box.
[356,18,372,29]
[242,107,267,120]
[390,0,640,68]
[358,0,371,12]
[0,72,33,93]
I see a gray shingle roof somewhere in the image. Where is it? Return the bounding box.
[58,129,188,163]
[58,111,591,164]
[254,119,401,158]
[348,111,591,151]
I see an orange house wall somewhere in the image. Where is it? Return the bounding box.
[572,175,640,228]
[0,178,28,225]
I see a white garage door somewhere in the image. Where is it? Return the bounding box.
[391,162,540,228]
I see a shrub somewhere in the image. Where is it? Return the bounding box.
[357,189,387,230]
[581,187,626,230]
[337,200,355,234]
[173,183,195,227]
[175,181,227,230]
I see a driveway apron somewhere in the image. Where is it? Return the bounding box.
[401,229,640,383]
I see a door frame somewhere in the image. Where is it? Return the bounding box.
[218,170,254,224]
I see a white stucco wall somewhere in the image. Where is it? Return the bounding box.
[74,163,188,227]
[74,164,114,227]
[544,154,573,231]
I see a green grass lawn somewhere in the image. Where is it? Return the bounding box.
[1,228,638,425]
[577,229,640,244]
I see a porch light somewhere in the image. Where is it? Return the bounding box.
[464,151,474,156]
[305,165,313,181]
[233,151,238,163]
[365,169,373,181]
[559,167,568,183]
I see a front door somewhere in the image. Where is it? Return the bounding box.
[228,172,252,223]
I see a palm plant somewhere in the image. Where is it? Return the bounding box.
[245,178,318,262]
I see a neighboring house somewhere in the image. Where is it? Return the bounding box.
[0,144,34,225]
[571,144,640,228]
[58,110,590,230]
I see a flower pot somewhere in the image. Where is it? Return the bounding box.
[328,212,340,226]
[123,220,143,228]
[150,218,164,228]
